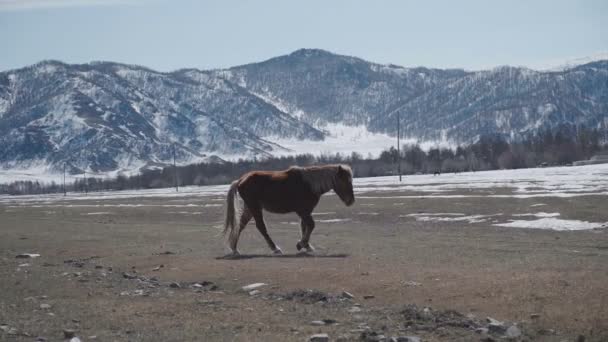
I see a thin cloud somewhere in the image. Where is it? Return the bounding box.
[0,0,146,11]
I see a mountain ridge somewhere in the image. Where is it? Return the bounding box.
[1,49,607,175]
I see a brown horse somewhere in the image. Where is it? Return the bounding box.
[223,164,355,256]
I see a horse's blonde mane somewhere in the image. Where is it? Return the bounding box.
[291,164,352,195]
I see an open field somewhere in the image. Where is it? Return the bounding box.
[1,164,608,341]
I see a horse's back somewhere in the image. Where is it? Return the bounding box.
[236,169,317,213]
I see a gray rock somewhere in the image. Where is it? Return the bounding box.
[348,306,363,313]
[15,253,40,259]
[122,272,138,279]
[486,317,506,334]
[70,338,81,342]
[39,303,52,310]
[505,325,521,338]
[248,290,260,296]
[242,283,267,291]
[169,282,181,288]
[63,329,76,339]
[395,337,421,342]
[341,291,355,299]
[475,327,489,334]
[309,333,329,342]
[310,320,325,326]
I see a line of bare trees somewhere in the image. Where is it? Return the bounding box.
[1,125,606,195]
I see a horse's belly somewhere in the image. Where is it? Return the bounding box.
[262,202,294,214]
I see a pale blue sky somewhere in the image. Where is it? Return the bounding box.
[1,0,607,72]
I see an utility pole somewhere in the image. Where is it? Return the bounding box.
[397,110,402,182]
[63,163,66,196]
[84,168,87,195]
[173,143,179,192]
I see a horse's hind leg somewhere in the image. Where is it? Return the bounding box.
[251,207,282,255]
[296,214,315,253]
[229,206,252,256]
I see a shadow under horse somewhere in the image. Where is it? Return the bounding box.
[223,164,355,257]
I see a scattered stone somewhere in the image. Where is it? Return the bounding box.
[152,265,164,271]
[537,328,555,335]
[18,263,30,267]
[39,303,52,310]
[393,337,421,342]
[505,325,521,338]
[94,265,103,269]
[310,320,325,326]
[88,336,97,339]
[242,283,267,291]
[530,313,540,319]
[309,333,329,342]
[282,289,330,303]
[486,317,506,334]
[122,272,138,280]
[191,283,203,289]
[70,337,81,342]
[63,329,76,339]
[348,306,363,313]
[475,327,489,334]
[169,282,181,288]
[403,281,421,287]
[341,291,355,299]
[322,319,338,325]
[158,251,175,255]
[249,290,261,296]
[363,295,375,299]
[35,337,47,341]
[15,253,40,259]
[360,331,386,341]
[0,325,10,332]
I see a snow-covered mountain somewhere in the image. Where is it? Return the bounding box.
[1,49,607,174]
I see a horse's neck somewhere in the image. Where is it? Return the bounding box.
[300,167,336,195]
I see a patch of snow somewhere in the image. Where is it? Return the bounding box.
[495,218,606,231]
[317,218,351,223]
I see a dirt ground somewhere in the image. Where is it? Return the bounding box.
[1,186,608,341]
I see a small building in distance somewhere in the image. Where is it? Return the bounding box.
[573,151,608,166]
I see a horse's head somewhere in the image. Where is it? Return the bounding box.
[334,165,355,206]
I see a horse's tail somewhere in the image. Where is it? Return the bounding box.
[223,180,240,238]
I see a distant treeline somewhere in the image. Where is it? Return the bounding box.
[2,124,607,195]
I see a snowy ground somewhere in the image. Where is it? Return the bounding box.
[2,163,608,231]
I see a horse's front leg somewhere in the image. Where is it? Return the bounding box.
[296,214,315,253]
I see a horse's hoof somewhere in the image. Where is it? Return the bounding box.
[296,241,303,251]
[272,247,283,255]
[224,250,240,259]
[305,244,315,253]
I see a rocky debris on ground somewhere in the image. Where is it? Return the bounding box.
[268,289,353,305]
[309,333,329,342]
[360,330,386,341]
[15,253,40,259]
[310,319,338,326]
[341,291,355,299]
[399,305,526,339]
[39,303,52,310]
